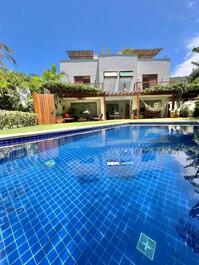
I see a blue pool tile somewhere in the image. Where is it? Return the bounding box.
[0,125,199,265]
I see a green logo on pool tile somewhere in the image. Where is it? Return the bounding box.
[45,160,55,167]
[136,232,156,261]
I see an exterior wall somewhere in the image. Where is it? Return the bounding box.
[60,56,170,93]
[137,59,170,83]
[60,60,98,83]
[98,55,137,92]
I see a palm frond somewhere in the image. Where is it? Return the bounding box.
[192,61,199,67]
[0,60,6,68]
[0,43,14,54]
[192,47,199,53]
[2,54,17,65]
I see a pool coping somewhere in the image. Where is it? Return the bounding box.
[0,120,198,147]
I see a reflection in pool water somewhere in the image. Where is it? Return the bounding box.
[0,125,199,264]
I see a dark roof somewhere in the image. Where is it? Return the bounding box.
[67,50,94,60]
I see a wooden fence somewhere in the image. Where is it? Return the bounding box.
[33,93,56,124]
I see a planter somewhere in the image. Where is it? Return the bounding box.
[170,111,179,118]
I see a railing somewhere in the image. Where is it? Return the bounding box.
[134,80,170,92]
[82,83,104,90]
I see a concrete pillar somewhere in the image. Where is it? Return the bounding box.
[115,71,119,93]
[100,97,106,120]
[136,93,140,119]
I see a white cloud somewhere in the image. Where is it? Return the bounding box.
[172,35,199,77]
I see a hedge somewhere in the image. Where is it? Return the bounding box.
[194,100,199,117]
[0,110,37,129]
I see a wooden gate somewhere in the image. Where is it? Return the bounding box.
[33,93,56,124]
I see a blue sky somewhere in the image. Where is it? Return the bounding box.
[1,0,199,76]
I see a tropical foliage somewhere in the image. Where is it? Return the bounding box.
[145,81,199,94]
[194,97,199,117]
[0,65,101,112]
[145,47,199,111]
[42,81,102,95]
[189,47,199,82]
[180,106,190,117]
[0,43,16,68]
[0,69,32,111]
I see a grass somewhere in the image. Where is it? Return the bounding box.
[0,118,198,136]
[0,120,129,135]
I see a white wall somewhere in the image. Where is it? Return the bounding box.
[137,59,170,83]
[98,55,137,91]
[60,60,98,83]
[60,56,170,92]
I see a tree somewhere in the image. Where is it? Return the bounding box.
[0,43,16,68]
[0,69,32,111]
[42,65,62,81]
[192,46,199,67]
[189,47,199,82]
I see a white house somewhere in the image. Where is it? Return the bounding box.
[59,49,171,119]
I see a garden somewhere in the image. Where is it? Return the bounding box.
[0,43,199,132]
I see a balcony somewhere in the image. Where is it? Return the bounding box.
[89,83,104,90]
[134,80,170,92]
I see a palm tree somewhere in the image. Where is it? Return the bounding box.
[0,43,16,68]
[191,47,199,67]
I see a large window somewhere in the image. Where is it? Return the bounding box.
[74,76,90,84]
[142,74,158,89]
[71,102,97,115]
[119,72,133,92]
[103,72,117,92]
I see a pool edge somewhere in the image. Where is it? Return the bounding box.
[0,120,198,147]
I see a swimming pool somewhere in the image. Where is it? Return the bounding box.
[0,124,199,265]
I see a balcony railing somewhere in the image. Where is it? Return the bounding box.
[75,82,104,90]
[134,80,170,92]
[89,83,104,90]
[86,81,171,93]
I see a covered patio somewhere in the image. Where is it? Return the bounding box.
[33,84,106,124]
[55,95,106,122]
[105,91,174,120]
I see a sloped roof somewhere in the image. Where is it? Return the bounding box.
[67,50,94,60]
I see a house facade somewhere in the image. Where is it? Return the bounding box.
[59,49,171,119]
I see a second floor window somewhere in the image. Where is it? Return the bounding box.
[142,74,158,89]
[74,76,90,84]
[103,72,118,93]
[119,71,133,92]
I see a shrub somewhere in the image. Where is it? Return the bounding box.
[180,106,190,117]
[0,110,37,129]
[194,100,199,117]
[41,81,102,95]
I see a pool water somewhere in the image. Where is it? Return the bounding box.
[0,125,199,265]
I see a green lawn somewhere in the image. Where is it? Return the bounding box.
[0,120,130,135]
[0,118,198,136]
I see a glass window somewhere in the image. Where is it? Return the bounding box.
[119,77,132,92]
[104,72,118,77]
[104,77,117,92]
[74,76,90,84]
[119,71,133,77]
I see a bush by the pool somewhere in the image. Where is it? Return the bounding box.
[0,110,37,130]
